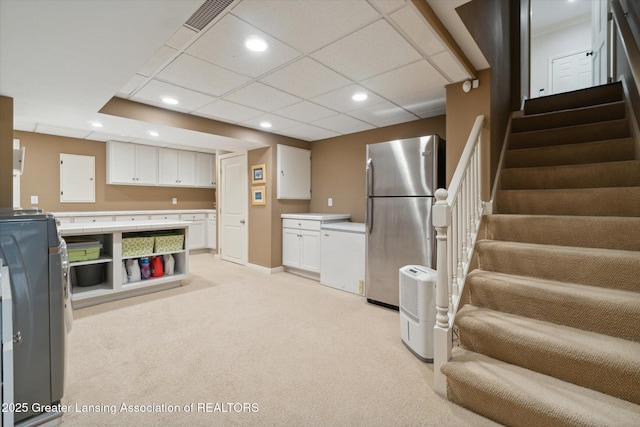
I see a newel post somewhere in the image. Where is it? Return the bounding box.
[432,188,452,396]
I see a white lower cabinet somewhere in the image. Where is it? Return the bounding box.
[320,223,365,295]
[181,213,206,249]
[206,213,217,250]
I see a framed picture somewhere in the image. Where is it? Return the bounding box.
[252,185,266,206]
[252,164,266,184]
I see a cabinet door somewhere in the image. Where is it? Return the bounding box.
[277,144,311,200]
[135,145,158,185]
[158,148,179,186]
[196,153,216,188]
[282,228,301,268]
[189,221,206,249]
[300,230,321,273]
[178,151,196,186]
[206,219,217,249]
[107,141,136,184]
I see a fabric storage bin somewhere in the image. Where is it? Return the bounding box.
[67,240,102,262]
[122,236,154,257]
[72,264,104,287]
[154,234,184,253]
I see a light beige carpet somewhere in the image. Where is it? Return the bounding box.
[60,253,497,426]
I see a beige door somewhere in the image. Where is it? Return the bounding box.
[219,152,248,265]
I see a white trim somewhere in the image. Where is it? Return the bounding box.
[247,263,285,275]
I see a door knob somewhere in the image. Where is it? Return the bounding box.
[240,220,246,224]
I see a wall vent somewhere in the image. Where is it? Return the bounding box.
[185,0,234,32]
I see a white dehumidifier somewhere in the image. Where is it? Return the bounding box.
[399,265,437,362]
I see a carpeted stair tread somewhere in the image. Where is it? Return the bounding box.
[504,137,636,168]
[455,305,640,404]
[523,82,623,115]
[500,160,640,189]
[508,118,629,150]
[482,214,640,251]
[466,269,640,342]
[494,187,640,216]
[475,240,640,291]
[442,347,640,427]
[512,100,626,133]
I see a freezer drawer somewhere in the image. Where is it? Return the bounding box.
[320,227,365,295]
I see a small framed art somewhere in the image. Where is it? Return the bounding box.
[252,185,266,206]
[252,164,266,184]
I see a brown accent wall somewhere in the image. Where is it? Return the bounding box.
[309,116,446,223]
[15,131,215,212]
[0,96,13,208]
[445,68,492,201]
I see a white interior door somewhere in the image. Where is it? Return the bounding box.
[551,50,593,95]
[219,152,248,265]
[591,0,609,85]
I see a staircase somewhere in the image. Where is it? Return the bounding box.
[440,82,640,426]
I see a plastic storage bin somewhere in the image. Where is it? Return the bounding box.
[67,240,102,262]
[122,236,154,257]
[154,234,184,253]
[72,264,105,287]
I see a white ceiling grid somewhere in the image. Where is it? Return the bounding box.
[117,0,471,141]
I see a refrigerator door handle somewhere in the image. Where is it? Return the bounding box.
[366,158,374,233]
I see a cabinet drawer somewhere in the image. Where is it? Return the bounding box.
[74,216,114,223]
[116,215,149,222]
[282,219,321,231]
[150,214,180,220]
[180,213,206,221]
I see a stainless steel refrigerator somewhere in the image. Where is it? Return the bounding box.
[365,135,445,309]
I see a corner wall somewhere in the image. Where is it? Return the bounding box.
[0,96,13,208]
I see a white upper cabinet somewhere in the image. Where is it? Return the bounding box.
[277,144,311,200]
[195,153,216,188]
[107,141,158,185]
[158,148,196,187]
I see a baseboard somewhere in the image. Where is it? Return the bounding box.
[247,263,285,275]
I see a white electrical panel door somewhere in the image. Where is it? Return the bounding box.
[60,153,95,203]
[277,144,311,200]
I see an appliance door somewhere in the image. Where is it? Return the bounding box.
[366,135,438,197]
[365,197,434,308]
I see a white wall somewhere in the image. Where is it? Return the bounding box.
[531,16,591,98]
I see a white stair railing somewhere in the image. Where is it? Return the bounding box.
[432,115,485,395]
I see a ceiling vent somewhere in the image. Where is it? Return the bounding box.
[185,0,234,32]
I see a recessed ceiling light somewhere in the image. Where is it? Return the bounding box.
[352,92,368,102]
[245,37,268,52]
[162,97,179,105]
[90,121,104,128]
[148,130,160,137]
[260,121,273,129]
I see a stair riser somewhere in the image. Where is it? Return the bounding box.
[505,138,636,168]
[456,312,640,405]
[467,274,640,342]
[483,215,640,251]
[512,101,626,133]
[500,161,640,190]
[524,82,623,115]
[476,243,640,291]
[508,119,629,150]
[495,188,640,217]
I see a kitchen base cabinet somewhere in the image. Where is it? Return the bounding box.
[206,212,217,252]
[181,213,206,250]
[60,221,189,309]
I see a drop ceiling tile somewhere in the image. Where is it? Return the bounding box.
[230,0,380,53]
[312,19,422,81]
[186,14,301,78]
[361,60,448,100]
[35,124,91,139]
[156,53,251,96]
[133,79,216,112]
[260,57,351,99]
[242,113,300,131]
[430,50,471,82]
[395,95,446,118]
[278,123,340,141]
[312,114,375,135]
[138,45,178,77]
[310,84,386,113]
[369,0,407,15]
[118,74,147,97]
[390,5,446,56]
[166,25,198,50]
[195,99,264,123]
[224,82,301,111]
[348,101,418,127]
[274,101,337,123]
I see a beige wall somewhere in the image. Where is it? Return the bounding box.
[0,96,13,208]
[15,131,216,212]
[445,68,492,200]
[309,116,446,223]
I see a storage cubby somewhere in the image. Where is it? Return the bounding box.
[67,233,114,298]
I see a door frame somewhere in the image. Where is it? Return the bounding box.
[218,151,248,266]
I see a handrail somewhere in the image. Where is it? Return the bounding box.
[432,115,485,395]
[612,0,640,98]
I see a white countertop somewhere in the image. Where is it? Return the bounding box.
[321,222,365,233]
[59,219,191,235]
[52,209,215,218]
[281,213,350,221]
